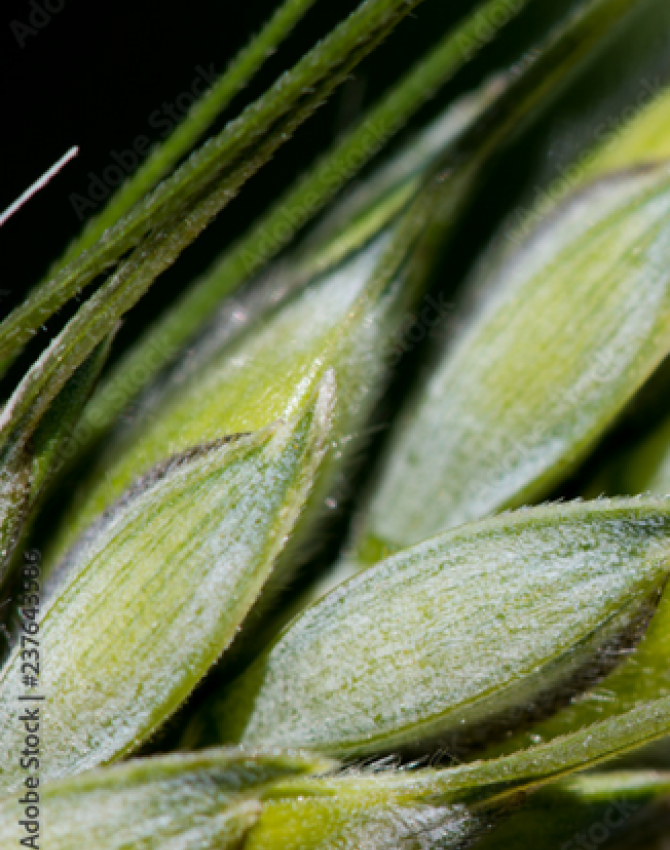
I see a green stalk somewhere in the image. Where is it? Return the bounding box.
[249,703,670,839]
[0,33,376,462]
[0,0,318,384]
[0,0,430,376]
[241,738,670,849]
[55,0,320,271]
[76,0,540,451]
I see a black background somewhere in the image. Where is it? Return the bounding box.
[0,0,667,370]
[0,0,572,314]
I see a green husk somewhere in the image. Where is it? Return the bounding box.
[479,566,670,763]
[346,73,670,569]
[75,0,638,455]
[0,748,335,850]
[438,84,670,766]
[353,161,670,564]
[0,375,334,790]
[41,92,485,580]
[195,499,670,758]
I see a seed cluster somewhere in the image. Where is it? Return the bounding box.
[2,0,670,847]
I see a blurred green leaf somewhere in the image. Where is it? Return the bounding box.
[581,84,670,181]
[505,77,670,253]
[354,160,670,563]
[475,771,670,850]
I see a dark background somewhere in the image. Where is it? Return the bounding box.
[0,1,573,311]
[0,0,667,365]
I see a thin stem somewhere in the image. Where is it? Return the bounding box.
[0,147,79,228]
[0,48,363,458]
[0,0,426,376]
[54,0,321,269]
[81,0,537,448]
[264,695,670,808]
